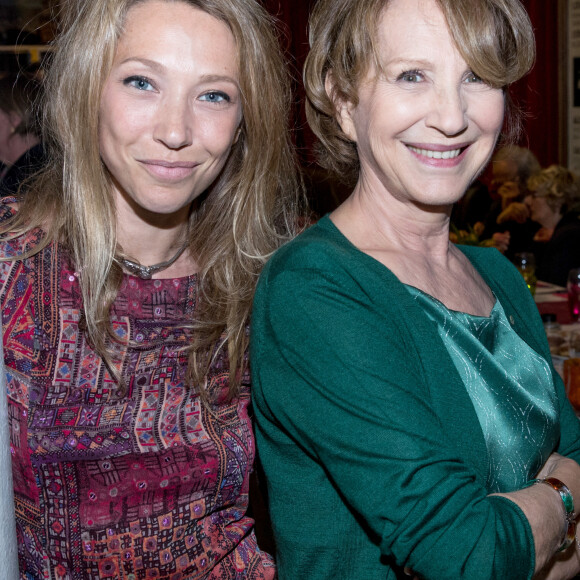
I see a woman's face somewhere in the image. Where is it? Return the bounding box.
[525,194,558,226]
[99,0,242,222]
[337,0,505,209]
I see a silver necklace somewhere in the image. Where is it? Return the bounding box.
[119,244,187,279]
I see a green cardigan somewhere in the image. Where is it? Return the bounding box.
[251,216,580,580]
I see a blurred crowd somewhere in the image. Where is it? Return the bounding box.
[450,145,580,287]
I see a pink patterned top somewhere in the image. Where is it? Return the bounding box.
[0,203,274,579]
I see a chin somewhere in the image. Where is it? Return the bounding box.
[414,188,466,207]
[132,197,193,220]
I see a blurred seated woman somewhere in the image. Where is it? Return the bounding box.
[251,0,580,578]
[525,165,580,287]
[0,73,45,197]
[481,145,541,257]
[0,0,298,577]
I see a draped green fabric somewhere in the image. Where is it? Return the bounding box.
[407,287,559,493]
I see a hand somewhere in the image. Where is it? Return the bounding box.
[533,537,580,580]
[491,231,510,253]
[497,202,529,225]
[534,227,554,242]
[536,453,575,480]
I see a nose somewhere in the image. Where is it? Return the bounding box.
[152,95,193,150]
[425,84,468,137]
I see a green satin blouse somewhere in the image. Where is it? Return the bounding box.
[407,286,559,492]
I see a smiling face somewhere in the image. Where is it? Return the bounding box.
[99,0,242,224]
[336,0,505,210]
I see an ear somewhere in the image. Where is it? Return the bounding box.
[324,71,358,143]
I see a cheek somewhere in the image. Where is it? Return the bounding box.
[98,110,148,172]
[99,86,150,152]
[196,112,240,155]
[476,93,505,135]
[538,200,550,215]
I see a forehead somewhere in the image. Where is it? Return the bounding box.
[376,0,453,63]
[116,0,239,77]
[492,160,517,179]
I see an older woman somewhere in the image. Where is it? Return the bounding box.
[0,0,298,577]
[525,165,580,286]
[251,0,580,579]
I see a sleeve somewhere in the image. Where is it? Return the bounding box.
[251,258,535,580]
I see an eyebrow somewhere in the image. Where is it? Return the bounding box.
[118,57,239,85]
[383,58,434,69]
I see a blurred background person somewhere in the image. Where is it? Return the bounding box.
[450,145,542,255]
[525,165,580,286]
[0,72,45,197]
[480,144,541,257]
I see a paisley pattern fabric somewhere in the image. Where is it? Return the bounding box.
[407,286,559,493]
[0,204,274,579]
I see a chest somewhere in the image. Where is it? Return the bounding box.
[2,249,254,510]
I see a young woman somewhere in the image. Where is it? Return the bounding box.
[1,0,299,577]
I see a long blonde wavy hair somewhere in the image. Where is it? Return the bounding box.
[2,0,301,398]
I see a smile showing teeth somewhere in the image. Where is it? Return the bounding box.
[408,146,462,159]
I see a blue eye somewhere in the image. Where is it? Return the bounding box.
[465,72,483,84]
[124,76,154,91]
[199,91,230,104]
[398,70,423,83]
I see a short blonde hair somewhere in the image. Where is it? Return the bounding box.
[5,0,300,398]
[304,0,536,185]
[527,165,580,213]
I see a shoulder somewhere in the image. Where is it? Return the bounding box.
[0,196,18,223]
[553,212,580,238]
[0,197,44,259]
[260,216,399,291]
[252,217,418,348]
[263,217,349,272]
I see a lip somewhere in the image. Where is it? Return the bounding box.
[138,159,199,181]
[405,142,470,167]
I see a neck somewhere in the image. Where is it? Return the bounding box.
[118,221,189,264]
[332,180,453,260]
[115,197,197,278]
